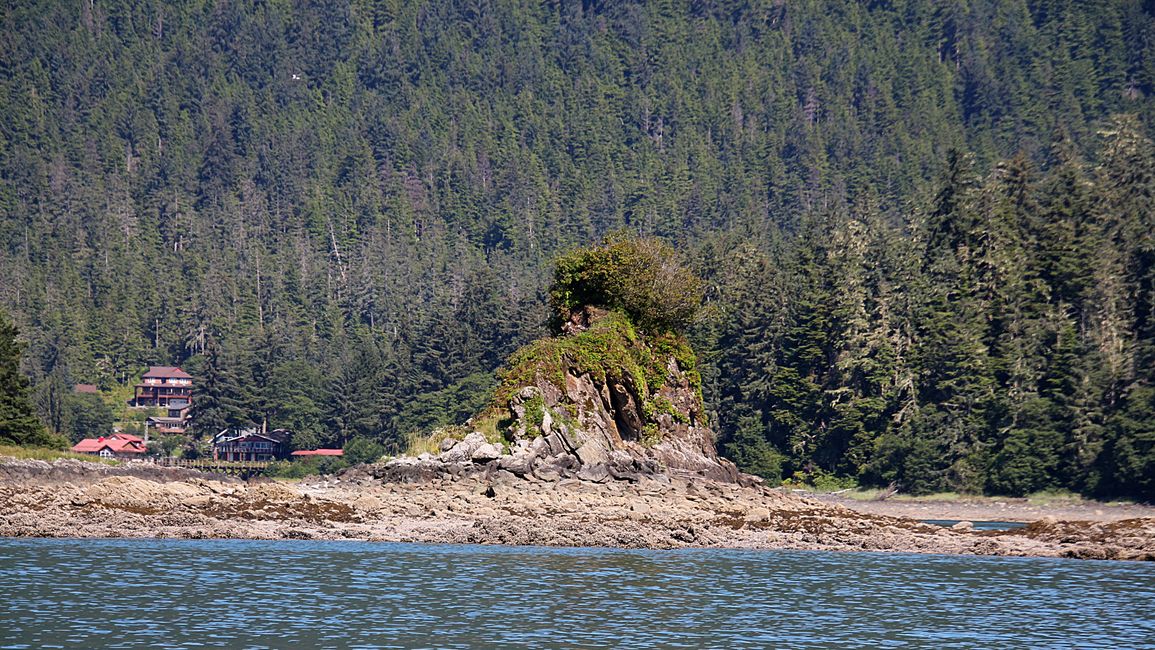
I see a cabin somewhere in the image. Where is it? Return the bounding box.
[132,366,193,408]
[211,428,292,462]
[146,399,192,435]
[72,433,147,459]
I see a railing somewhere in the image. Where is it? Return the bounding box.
[143,456,271,478]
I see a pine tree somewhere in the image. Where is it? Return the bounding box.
[0,313,54,447]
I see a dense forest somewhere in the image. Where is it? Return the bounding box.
[1,0,1153,498]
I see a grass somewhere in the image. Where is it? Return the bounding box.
[400,415,512,459]
[471,414,508,446]
[491,310,703,433]
[0,445,119,465]
[402,427,460,457]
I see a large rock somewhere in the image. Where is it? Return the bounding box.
[471,443,503,463]
[439,432,488,463]
[503,357,741,483]
[374,309,747,486]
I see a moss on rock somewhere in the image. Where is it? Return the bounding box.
[492,310,703,437]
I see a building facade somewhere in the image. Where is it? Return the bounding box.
[146,399,192,435]
[132,366,193,409]
[211,429,292,462]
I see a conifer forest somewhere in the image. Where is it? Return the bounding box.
[2,0,1154,498]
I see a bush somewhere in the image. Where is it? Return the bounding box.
[264,456,347,478]
[549,232,704,333]
[343,437,386,465]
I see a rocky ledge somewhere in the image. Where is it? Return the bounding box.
[1,457,1152,561]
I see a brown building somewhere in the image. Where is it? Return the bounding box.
[211,429,292,462]
[132,366,193,408]
[146,399,192,435]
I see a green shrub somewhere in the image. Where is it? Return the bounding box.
[549,232,704,334]
[264,456,347,478]
[343,437,386,465]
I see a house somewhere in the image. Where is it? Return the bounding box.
[290,449,344,458]
[132,366,193,408]
[211,428,292,462]
[72,433,147,459]
[146,399,192,435]
[74,383,99,394]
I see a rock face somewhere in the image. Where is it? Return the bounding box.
[379,310,745,485]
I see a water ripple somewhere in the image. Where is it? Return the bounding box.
[1,538,1153,649]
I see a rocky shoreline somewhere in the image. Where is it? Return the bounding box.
[813,492,1155,525]
[2,457,1153,561]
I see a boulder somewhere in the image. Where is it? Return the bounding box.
[471,443,503,463]
[439,431,488,463]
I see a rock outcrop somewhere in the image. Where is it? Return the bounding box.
[379,309,745,485]
[3,456,1153,560]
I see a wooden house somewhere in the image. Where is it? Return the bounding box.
[146,399,192,435]
[211,428,292,462]
[132,366,193,408]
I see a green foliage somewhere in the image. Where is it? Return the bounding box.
[495,310,702,431]
[785,468,858,493]
[550,233,704,333]
[523,394,546,433]
[394,373,496,440]
[0,0,1153,498]
[640,423,662,448]
[64,393,116,443]
[343,436,386,466]
[264,457,347,478]
[0,312,55,448]
[721,411,786,483]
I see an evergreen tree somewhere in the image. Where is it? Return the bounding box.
[0,313,54,447]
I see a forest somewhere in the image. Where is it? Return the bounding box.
[1,0,1153,498]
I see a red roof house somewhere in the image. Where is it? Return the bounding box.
[72,434,147,459]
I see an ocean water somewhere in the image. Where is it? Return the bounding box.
[1,538,1153,649]
[920,519,1028,531]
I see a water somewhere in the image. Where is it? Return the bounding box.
[920,519,1029,531]
[2,538,1153,649]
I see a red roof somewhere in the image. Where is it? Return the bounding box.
[74,384,99,394]
[113,433,144,443]
[71,439,105,453]
[142,366,192,380]
[72,435,147,454]
[290,449,344,456]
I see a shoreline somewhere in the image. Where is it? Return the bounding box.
[2,457,1152,561]
[809,492,1155,524]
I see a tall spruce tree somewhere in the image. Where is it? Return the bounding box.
[0,313,53,447]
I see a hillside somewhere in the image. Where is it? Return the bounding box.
[1,0,1153,498]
